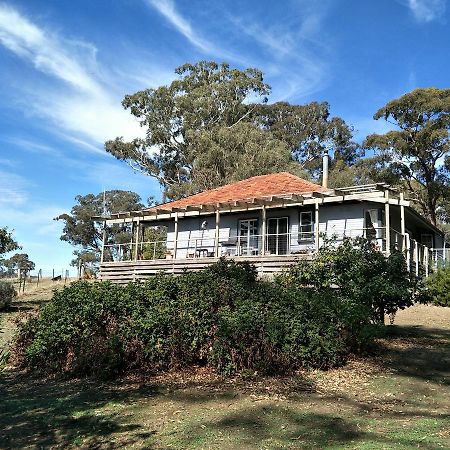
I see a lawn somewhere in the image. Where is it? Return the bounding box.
[1,289,449,449]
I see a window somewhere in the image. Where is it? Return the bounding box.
[238,219,259,255]
[267,217,289,255]
[421,234,433,249]
[299,211,313,241]
[365,208,384,240]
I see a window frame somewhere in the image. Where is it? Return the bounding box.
[298,210,314,242]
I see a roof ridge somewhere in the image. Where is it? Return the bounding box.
[147,172,326,211]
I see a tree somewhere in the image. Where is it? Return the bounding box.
[55,190,145,269]
[106,61,271,199]
[186,122,304,193]
[278,237,416,323]
[327,159,375,188]
[2,253,35,277]
[105,61,358,198]
[0,227,20,255]
[364,88,450,225]
[255,101,361,179]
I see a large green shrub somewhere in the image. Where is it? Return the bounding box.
[277,238,418,323]
[0,281,17,310]
[13,259,374,377]
[426,266,450,306]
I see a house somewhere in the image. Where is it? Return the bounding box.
[97,172,446,283]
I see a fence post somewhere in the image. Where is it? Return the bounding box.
[405,234,410,272]
[384,190,391,256]
[415,240,419,277]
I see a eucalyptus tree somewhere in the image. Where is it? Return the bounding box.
[105,61,359,198]
[364,88,450,225]
[55,190,145,268]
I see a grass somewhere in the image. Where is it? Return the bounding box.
[1,293,449,449]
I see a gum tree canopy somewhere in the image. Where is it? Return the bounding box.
[105,61,358,199]
[55,190,145,269]
[364,88,450,225]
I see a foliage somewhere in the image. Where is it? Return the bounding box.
[0,280,17,310]
[426,266,450,306]
[277,237,418,323]
[364,88,450,225]
[1,253,35,277]
[256,101,360,180]
[139,226,168,260]
[55,190,145,269]
[13,259,374,378]
[0,227,20,255]
[186,122,301,194]
[105,61,358,198]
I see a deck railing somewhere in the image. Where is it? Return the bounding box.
[102,227,442,277]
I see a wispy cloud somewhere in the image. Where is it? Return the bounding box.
[146,0,212,53]
[0,169,31,206]
[144,0,245,63]
[227,5,331,101]
[404,0,446,22]
[0,4,101,94]
[0,3,153,149]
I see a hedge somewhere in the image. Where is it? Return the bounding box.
[13,259,376,378]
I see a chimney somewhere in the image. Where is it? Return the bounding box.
[322,149,329,189]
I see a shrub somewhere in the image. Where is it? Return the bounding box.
[13,259,376,378]
[0,281,17,310]
[277,237,418,323]
[426,266,450,307]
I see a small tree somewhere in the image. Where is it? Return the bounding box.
[426,266,450,307]
[0,227,20,255]
[278,237,417,323]
[3,253,35,278]
[55,190,145,269]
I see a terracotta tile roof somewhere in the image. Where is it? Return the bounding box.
[151,172,327,211]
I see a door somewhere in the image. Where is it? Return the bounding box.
[238,219,259,255]
[267,217,289,255]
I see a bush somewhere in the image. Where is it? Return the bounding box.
[0,281,17,310]
[426,266,450,306]
[13,259,375,378]
[277,237,419,323]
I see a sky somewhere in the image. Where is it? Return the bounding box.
[0,0,449,273]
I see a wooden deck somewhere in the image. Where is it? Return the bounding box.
[99,255,311,283]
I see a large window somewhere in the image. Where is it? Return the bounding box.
[267,217,289,255]
[238,219,259,255]
[365,208,384,241]
[299,211,314,242]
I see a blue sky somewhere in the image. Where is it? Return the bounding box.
[0,0,449,273]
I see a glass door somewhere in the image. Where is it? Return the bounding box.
[267,217,289,255]
[238,219,258,255]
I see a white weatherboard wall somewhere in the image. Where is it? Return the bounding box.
[140,201,443,257]
[161,202,370,257]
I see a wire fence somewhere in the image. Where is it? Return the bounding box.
[0,268,75,293]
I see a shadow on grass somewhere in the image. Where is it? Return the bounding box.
[0,372,159,449]
[175,403,444,450]
[379,325,450,386]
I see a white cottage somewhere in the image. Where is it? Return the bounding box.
[98,172,446,282]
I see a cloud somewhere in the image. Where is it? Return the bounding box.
[144,0,246,64]
[0,4,101,94]
[0,169,30,206]
[404,0,446,22]
[227,6,331,101]
[145,0,213,53]
[0,3,147,148]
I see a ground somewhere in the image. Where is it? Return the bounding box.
[0,284,449,449]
